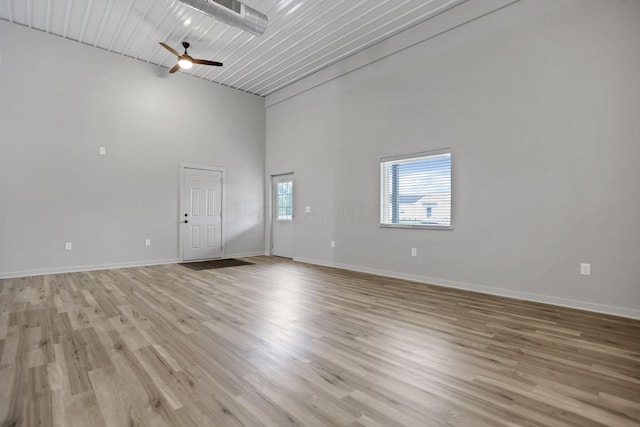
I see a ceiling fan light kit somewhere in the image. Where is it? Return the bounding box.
[177,0,268,36]
[178,58,194,69]
[160,41,223,73]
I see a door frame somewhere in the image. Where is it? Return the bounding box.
[179,163,226,262]
[269,172,294,256]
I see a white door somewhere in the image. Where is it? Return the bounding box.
[182,167,223,261]
[272,174,294,258]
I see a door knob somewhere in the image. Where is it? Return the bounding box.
[183,220,189,223]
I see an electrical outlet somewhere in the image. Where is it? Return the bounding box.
[411,248,417,257]
[580,263,591,276]
[65,242,73,251]
[305,206,311,213]
[99,147,106,155]
[145,239,151,247]
[331,241,335,248]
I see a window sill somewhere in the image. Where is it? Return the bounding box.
[379,224,453,231]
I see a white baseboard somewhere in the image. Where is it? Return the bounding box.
[294,257,640,320]
[0,253,266,279]
[225,251,267,259]
[0,259,181,279]
[4,255,636,320]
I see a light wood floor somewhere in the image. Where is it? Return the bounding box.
[1,257,639,427]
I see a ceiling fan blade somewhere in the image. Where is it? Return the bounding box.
[192,59,223,67]
[159,42,180,57]
[169,64,181,74]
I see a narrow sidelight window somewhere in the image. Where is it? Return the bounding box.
[276,180,293,220]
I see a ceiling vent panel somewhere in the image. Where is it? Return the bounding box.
[212,0,241,14]
[177,0,268,36]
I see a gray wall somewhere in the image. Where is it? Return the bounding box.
[265,0,640,316]
[0,20,265,276]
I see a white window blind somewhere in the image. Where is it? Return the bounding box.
[380,149,451,228]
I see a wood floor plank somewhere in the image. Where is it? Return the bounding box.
[64,390,105,427]
[134,346,184,411]
[0,256,639,426]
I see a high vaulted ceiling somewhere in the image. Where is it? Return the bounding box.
[0,0,470,96]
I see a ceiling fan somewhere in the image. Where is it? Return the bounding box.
[159,41,223,73]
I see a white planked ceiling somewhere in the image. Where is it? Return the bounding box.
[0,0,469,96]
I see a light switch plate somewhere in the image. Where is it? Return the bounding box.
[580,263,591,276]
[99,147,106,155]
[305,206,311,213]
[145,239,151,247]
[65,242,72,251]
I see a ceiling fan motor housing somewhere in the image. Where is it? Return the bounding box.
[178,0,268,36]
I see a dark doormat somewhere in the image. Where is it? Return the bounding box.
[179,259,254,271]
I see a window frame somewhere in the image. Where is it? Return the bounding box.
[275,179,294,222]
[379,148,453,230]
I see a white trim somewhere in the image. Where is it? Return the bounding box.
[381,147,451,163]
[269,172,295,256]
[379,224,454,231]
[4,254,636,319]
[224,251,266,259]
[179,163,226,262]
[179,162,227,172]
[0,259,181,279]
[293,257,640,320]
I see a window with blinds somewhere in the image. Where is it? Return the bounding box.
[380,149,452,229]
